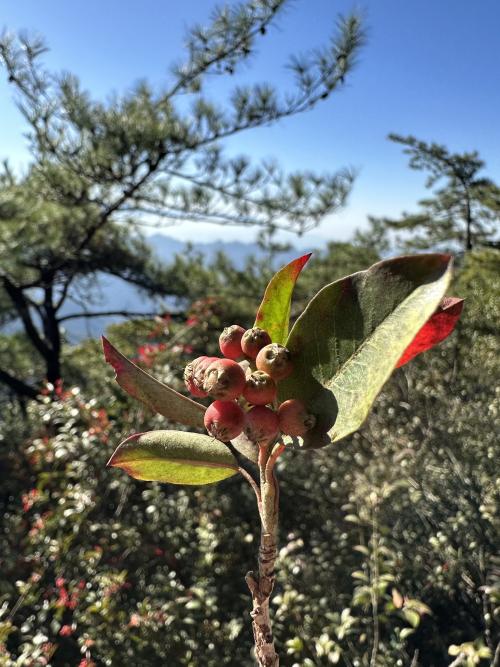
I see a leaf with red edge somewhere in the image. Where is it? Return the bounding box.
[279,254,454,448]
[397,297,464,367]
[108,430,238,485]
[254,253,312,344]
[102,337,205,428]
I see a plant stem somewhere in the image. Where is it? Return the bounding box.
[369,507,380,667]
[245,442,284,666]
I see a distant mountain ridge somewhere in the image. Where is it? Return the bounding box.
[61,234,310,341]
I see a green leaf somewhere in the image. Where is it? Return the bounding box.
[404,598,432,615]
[402,608,421,628]
[279,254,453,448]
[400,628,415,640]
[102,337,205,429]
[108,430,239,485]
[254,253,312,344]
[353,545,370,556]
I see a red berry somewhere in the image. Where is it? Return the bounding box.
[243,371,277,405]
[255,344,293,381]
[219,325,245,360]
[241,327,272,359]
[244,405,279,443]
[183,356,218,397]
[278,399,316,436]
[204,400,245,441]
[203,358,246,400]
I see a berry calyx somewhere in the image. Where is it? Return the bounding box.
[243,370,277,405]
[204,400,246,441]
[203,358,246,400]
[278,399,316,436]
[184,356,218,397]
[244,405,279,443]
[241,327,272,359]
[255,344,293,381]
[219,325,245,360]
[238,359,253,379]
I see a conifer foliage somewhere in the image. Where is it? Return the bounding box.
[0,1,364,399]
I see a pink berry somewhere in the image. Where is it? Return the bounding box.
[241,327,272,359]
[204,400,245,441]
[219,325,245,360]
[243,371,277,406]
[183,356,218,397]
[244,405,279,443]
[203,358,246,400]
[255,344,293,381]
[278,399,316,436]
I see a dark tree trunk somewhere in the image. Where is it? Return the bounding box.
[42,282,62,384]
[0,275,62,393]
[464,187,473,252]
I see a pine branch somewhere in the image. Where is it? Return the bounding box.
[164,0,286,99]
[58,310,185,322]
[0,366,40,401]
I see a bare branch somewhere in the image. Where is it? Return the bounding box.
[58,309,180,322]
[0,366,40,401]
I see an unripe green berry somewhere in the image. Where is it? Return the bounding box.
[219,325,245,360]
[204,400,245,441]
[244,405,279,443]
[278,399,316,436]
[241,327,272,359]
[255,343,293,381]
[243,370,277,405]
[203,358,246,400]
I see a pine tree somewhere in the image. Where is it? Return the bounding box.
[0,1,365,398]
[370,134,500,253]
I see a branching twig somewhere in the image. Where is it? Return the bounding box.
[245,441,285,666]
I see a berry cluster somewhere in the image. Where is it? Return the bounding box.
[184,325,316,444]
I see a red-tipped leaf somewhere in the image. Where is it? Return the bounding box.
[102,337,205,428]
[279,254,454,448]
[254,253,312,345]
[397,297,464,367]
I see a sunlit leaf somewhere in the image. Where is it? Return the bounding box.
[392,588,404,609]
[402,608,421,628]
[108,430,238,485]
[400,628,414,639]
[254,253,312,344]
[279,254,453,448]
[397,296,464,367]
[102,337,205,428]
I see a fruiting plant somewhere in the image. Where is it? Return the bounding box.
[102,253,463,666]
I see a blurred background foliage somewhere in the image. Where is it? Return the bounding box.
[0,1,499,665]
[0,243,498,666]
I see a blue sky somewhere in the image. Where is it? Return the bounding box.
[1,0,499,245]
